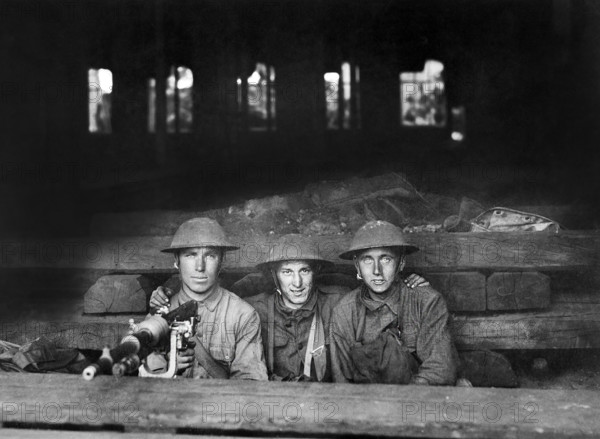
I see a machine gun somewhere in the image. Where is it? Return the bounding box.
[82,300,198,380]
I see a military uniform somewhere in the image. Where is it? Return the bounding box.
[332,220,460,386]
[247,289,342,381]
[166,286,268,380]
[330,282,458,385]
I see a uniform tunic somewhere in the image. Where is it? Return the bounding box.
[330,282,458,385]
[247,289,342,381]
[166,286,268,380]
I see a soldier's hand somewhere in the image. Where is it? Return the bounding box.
[176,347,195,373]
[404,273,430,289]
[149,286,174,314]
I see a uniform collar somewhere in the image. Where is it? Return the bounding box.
[360,282,402,313]
[275,288,319,316]
[179,285,224,312]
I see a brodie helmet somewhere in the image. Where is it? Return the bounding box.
[339,220,419,260]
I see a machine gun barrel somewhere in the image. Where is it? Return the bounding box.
[82,300,198,380]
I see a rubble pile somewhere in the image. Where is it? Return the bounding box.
[92,172,491,238]
[209,173,469,239]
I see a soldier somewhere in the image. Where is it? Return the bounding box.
[330,220,459,385]
[148,217,267,380]
[245,234,339,381]
[152,232,429,382]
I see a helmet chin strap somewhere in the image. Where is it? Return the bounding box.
[270,269,283,295]
[269,262,320,297]
[393,255,406,283]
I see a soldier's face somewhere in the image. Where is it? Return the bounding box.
[178,247,222,295]
[355,248,403,294]
[275,261,315,309]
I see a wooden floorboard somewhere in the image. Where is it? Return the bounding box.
[1,373,599,438]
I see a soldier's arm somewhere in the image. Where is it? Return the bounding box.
[229,309,269,381]
[412,292,458,385]
[329,304,355,383]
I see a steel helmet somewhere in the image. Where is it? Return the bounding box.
[161,217,239,253]
[256,234,333,271]
[339,220,419,260]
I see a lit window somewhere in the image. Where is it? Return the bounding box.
[167,66,193,133]
[324,62,360,130]
[148,78,156,133]
[237,62,276,131]
[400,59,447,127]
[148,65,193,133]
[88,68,112,133]
[451,106,466,142]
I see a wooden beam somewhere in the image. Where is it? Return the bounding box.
[428,272,486,312]
[0,431,218,439]
[0,231,597,271]
[1,374,599,438]
[451,299,600,350]
[486,272,551,311]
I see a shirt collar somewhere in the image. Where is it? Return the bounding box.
[178,285,224,312]
[275,288,319,316]
[360,282,402,313]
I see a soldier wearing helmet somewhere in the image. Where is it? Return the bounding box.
[330,220,459,385]
[243,234,339,382]
[148,218,268,380]
[243,234,429,382]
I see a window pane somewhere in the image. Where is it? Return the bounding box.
[400,59,447,127]
[451,106,466,142]
[166,66,176,133]
[341,62,351,129]
[177,66,193,133]
[236,77,242,110]
[324,71,339,129]
[248,62,268,131]
[148,78,156,133]
[355,65,361,129]
[269,65,276,131]
[88,68,112,133]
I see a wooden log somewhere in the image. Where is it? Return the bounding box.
[0,230,597,271]
[451,300,600,350]
[1,374,599,438]
[427,272,487,312]
[84,275,154,314]
[487,272,551,311]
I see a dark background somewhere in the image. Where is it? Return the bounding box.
[1,0,599,238]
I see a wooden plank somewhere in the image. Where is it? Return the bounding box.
[1,374,599,438]
[487,272,551,311]
[451,301,600,350]
[0,231,597,271]
[427,272,487,312]
[0,430,222,439]
[0,374,600,438]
